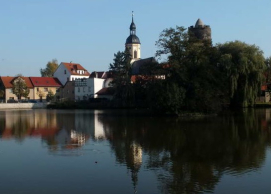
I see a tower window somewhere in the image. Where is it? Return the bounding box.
[134,50,137,58]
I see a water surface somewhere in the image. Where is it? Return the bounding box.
[0,109,271,194]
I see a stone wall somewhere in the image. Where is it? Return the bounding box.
[0,103,47,109]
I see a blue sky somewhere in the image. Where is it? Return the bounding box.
[0,0,270,76]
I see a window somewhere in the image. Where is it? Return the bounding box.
[44,88,48,92]
[88,87,91,92]
[134,50,137,58]
[9,89,12,93]
[64,70,66,74]
[83,87,85,92]
[37,88,39,92]
[9,97,14,100]
[78,87,80,92]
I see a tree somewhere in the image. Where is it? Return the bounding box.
[0,90,4,100]
[46,89,55,102]
[155,26,226,113]
[37,90,46,102]
[218,41,266,107]
[12,77,30,100]
[109,49,134,107]
[40,59,58,77]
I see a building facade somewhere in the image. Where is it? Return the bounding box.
[29,77,62,101]
[53,62,90,86]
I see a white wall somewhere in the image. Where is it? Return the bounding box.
[53,64,71,86]
[89,78,105,98]
[0,103,47,109]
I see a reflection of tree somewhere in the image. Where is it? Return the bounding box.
[99,109,271,194]
[11,112,31,141]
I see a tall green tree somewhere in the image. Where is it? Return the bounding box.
[0,90,4,99]
[109,49,134,107]
[218,41,266,107]
[40,59,58,77]
[264,57,271,85]
[12,77,30,100]
[155,26,226,113]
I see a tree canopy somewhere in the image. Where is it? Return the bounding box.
[109,49,134,107]
[40,59,58,77]
[109,26,267,114]
[218,41,266,107]
[12,77,30,100]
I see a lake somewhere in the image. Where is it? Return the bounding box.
[0,109,271,194]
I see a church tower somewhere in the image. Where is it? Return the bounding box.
[125,12,141,63]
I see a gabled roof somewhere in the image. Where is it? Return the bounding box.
[96,87,114,95]
[89,71,109,79]
[131,57,158,75]
[29,77,62,87]
[0,76,33,88]
[61,62,90,76]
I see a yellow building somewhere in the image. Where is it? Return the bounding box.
[29,77,62,101]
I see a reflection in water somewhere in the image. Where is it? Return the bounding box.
[0,109,271,193]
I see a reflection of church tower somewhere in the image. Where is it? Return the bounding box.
[125,12,141,63]
[127,142,142,193]
[188,18,212,41]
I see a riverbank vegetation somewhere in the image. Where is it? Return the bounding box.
[109,26,267,115]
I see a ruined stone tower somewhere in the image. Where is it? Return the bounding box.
[188,18,211,41]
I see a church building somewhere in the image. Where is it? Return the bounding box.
[125,12,141,64]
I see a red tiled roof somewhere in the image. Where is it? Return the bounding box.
[0,76,33,88]
[61,62,90,76]
[30,77,62,87]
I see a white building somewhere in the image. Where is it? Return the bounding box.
[53,62,90,86]
[74,71,113,101]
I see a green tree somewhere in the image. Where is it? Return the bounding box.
[40,59,58,77]
[218,41,266,107]
[46,89,55,102]
[155,26,226,113]
[264,57,271,85]
[0,90,4,101]
[12,77,30,100]
[109,49,134,107]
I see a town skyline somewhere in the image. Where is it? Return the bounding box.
[0,0,270,76]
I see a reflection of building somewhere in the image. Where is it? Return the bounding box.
[1,110,59,139]
[127,142,142,193]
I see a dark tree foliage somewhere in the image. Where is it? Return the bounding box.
[155,26,226,113]
[109,26,266,114]
[109,49,134,107]
[218,41,266,107]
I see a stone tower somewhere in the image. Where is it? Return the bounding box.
[188,18,212,41]
[125,12,141,63]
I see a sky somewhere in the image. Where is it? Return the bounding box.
[0,0,270,76]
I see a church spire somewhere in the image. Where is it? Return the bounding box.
[125,11,141,61]
[130,11,136,35]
